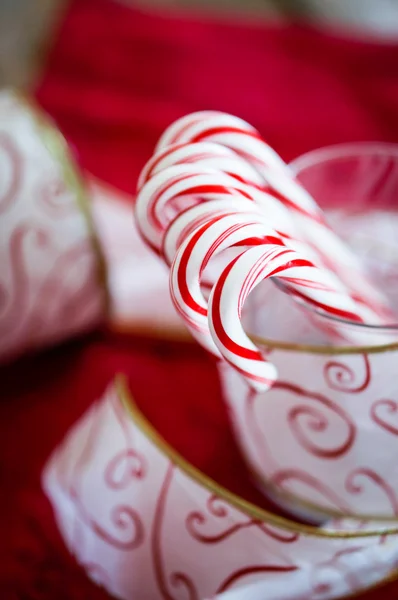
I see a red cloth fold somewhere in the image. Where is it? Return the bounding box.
[2,0,398,597]
[37,0,398,196]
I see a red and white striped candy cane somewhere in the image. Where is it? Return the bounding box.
[135,164,311,257]
[132,113,397,389]
[169,210,374,371]
[137,141,313,260]
[163,198,286,299]
[169,212,284,355]
[162,197,266,264]
[135,153,387,319]
[155,112,394,321]
[207,243,368,391]
[156,111,289,178]
[156,112,318,218]
[137,141,264,191]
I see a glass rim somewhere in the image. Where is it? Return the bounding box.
[289,141,398,176]
[117,374,398,537]
[249,141,398,354]
[251,461,398,524]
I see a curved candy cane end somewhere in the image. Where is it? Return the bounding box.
[245,360,278,393]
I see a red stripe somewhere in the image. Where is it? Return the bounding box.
[169,278,206,332]
[238,246,286,311]
[286,287,363,322]
[211,255,264,361]
[176,217,270,317]
[222,356,275,386]
[144,143,185,182]
[254,252,364,322]
[148,172,197,230]
[201,221,254,274]
[168,116,206,144]
[225,171,248,184]
[174,184,253,201]
[191,126,261,143]
[232,235,283,247]
[281,276,331,291]
[163,207,262,261]
[176,219,222,317]
[176,214,242,317]
[263,185,324,223]
[265,255,314,278]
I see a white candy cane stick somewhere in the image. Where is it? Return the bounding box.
[207,244,368,391]
[155,112,394,320]
[135,164,309,255]
[169,212,285,356]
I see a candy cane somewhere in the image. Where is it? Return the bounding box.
[162,197,267,264]
[168,212,284,353]
[132,113,397,390]
[136,155,392,324]
[135,164,312,257]
[155,112,394,321]
[207,243,367,391]
[137,141,311,261]
[156,111,317,218]
[156,111,289,178]
[163,198,288,301]
[137,141,264,191]
[169,210,375,373]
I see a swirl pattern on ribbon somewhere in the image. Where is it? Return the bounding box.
[42,381,398,599]
[0,90,105,363]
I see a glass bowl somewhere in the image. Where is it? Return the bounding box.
[219,143,398,523]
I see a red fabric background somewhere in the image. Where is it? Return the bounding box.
[36,0,398,195]
[2,0,398,596]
